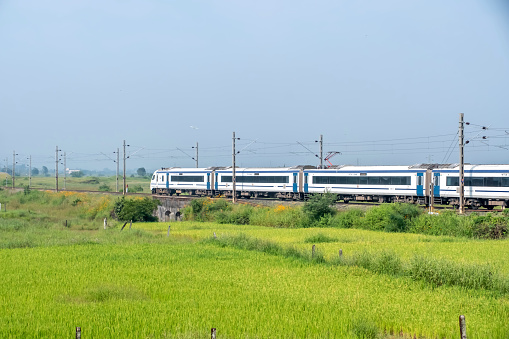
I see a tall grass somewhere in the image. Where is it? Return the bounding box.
[207,233,509,294]
[182,197,509,239]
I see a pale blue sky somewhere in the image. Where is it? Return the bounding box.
[1,0,509,172]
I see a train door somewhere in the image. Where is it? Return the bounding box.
[304,173,309,193]
[166,173,169,190]
[207,173,210,190]
[215,173,219,190]
[417,173,424,196]
[433,173,440,197]
[293,173,298,192]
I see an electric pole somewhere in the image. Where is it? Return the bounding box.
[232,132,236,203]
[123,140,127,195]
[28,155,32,188]
[55,146,61,192]
[320,134,323,169]
[115,148,119,193]
[194,142,199,168]
[63,152,66,190]
[12,151,17,189]
[459,113,465,214]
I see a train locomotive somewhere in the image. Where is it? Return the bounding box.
[150,164,509,209]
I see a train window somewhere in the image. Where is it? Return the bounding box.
[221,176,289,184]
[171,175,204,182]
[359,177,368,185]
[380,177,390,185]
[293,175,297,184]
[391,177,402,185]
[464,177,483,186]
[486,177,501,187]
[152,175,155,180]
[368,177,379,185]
[417,176,423,186]
[502,178,509,187]
[346,177,359,185]
[446,177,459,186]
[162,176,165,182]
[434,176,440,186]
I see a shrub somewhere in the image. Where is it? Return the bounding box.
[98,184,111,192]
[113,197,160,222]
[360,203,421,232]
[302,193,337,224]
[329,208,364,228]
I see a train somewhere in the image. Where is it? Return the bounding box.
[150,164,509,209]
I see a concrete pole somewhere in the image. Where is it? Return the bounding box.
[63,152,66,190]
[320,134,323,169]
[123,140,126,196]
[55,146,59,192]
[12,151,15,189]
[232,132,236,203]
[459,113,465,214]
[196,142,199,168]
[116,148,119,193]
[29,155,31,188]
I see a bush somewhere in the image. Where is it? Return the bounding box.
[360,203,421,233]
[329,208,364,228]
[113,197,160,222]
[98,184,111,192]
[302,193,337,225]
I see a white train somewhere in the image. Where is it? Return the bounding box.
[150,164,509,209]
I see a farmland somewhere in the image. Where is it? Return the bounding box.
[0,189,508,338]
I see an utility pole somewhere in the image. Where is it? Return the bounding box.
[28,155,32,188]
[63,152,67,190]
[194,142,199,168]
[459,114,465,214]
[232,132,236,203]
[320,134,323,169]
[12,151,17,189]
[123,140,127,195]
[115,148,119,193]
[55,146,61,192]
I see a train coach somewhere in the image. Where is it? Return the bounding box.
[150,164,509,208]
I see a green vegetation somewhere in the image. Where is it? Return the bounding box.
[113,196,160,222]
[1,190,508,337]
[2,174,150,193]
[182,196,509,239]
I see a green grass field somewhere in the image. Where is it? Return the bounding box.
[0,190,508,338]
[1,174,151,193]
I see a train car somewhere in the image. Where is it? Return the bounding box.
[303,165,431,203]
[432,164,509,209]
[214,167,305,199]
[150,167,217,196]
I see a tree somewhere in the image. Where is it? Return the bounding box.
[137,167,146,177]
[70,171,84,178]
[32,168,39,175]
[42,166,49,176]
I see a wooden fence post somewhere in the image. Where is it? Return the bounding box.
[339,249,343,258]
[103,217,107,229]
[312,244,316,258]
[167,225,171,237]
[76,327,81,339]
[129,220,132,230]
[459,315,467,339]
[211,328,216,339]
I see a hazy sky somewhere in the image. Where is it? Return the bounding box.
[1,0,509,172]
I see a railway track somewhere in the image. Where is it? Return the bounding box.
[5,187,505,214]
